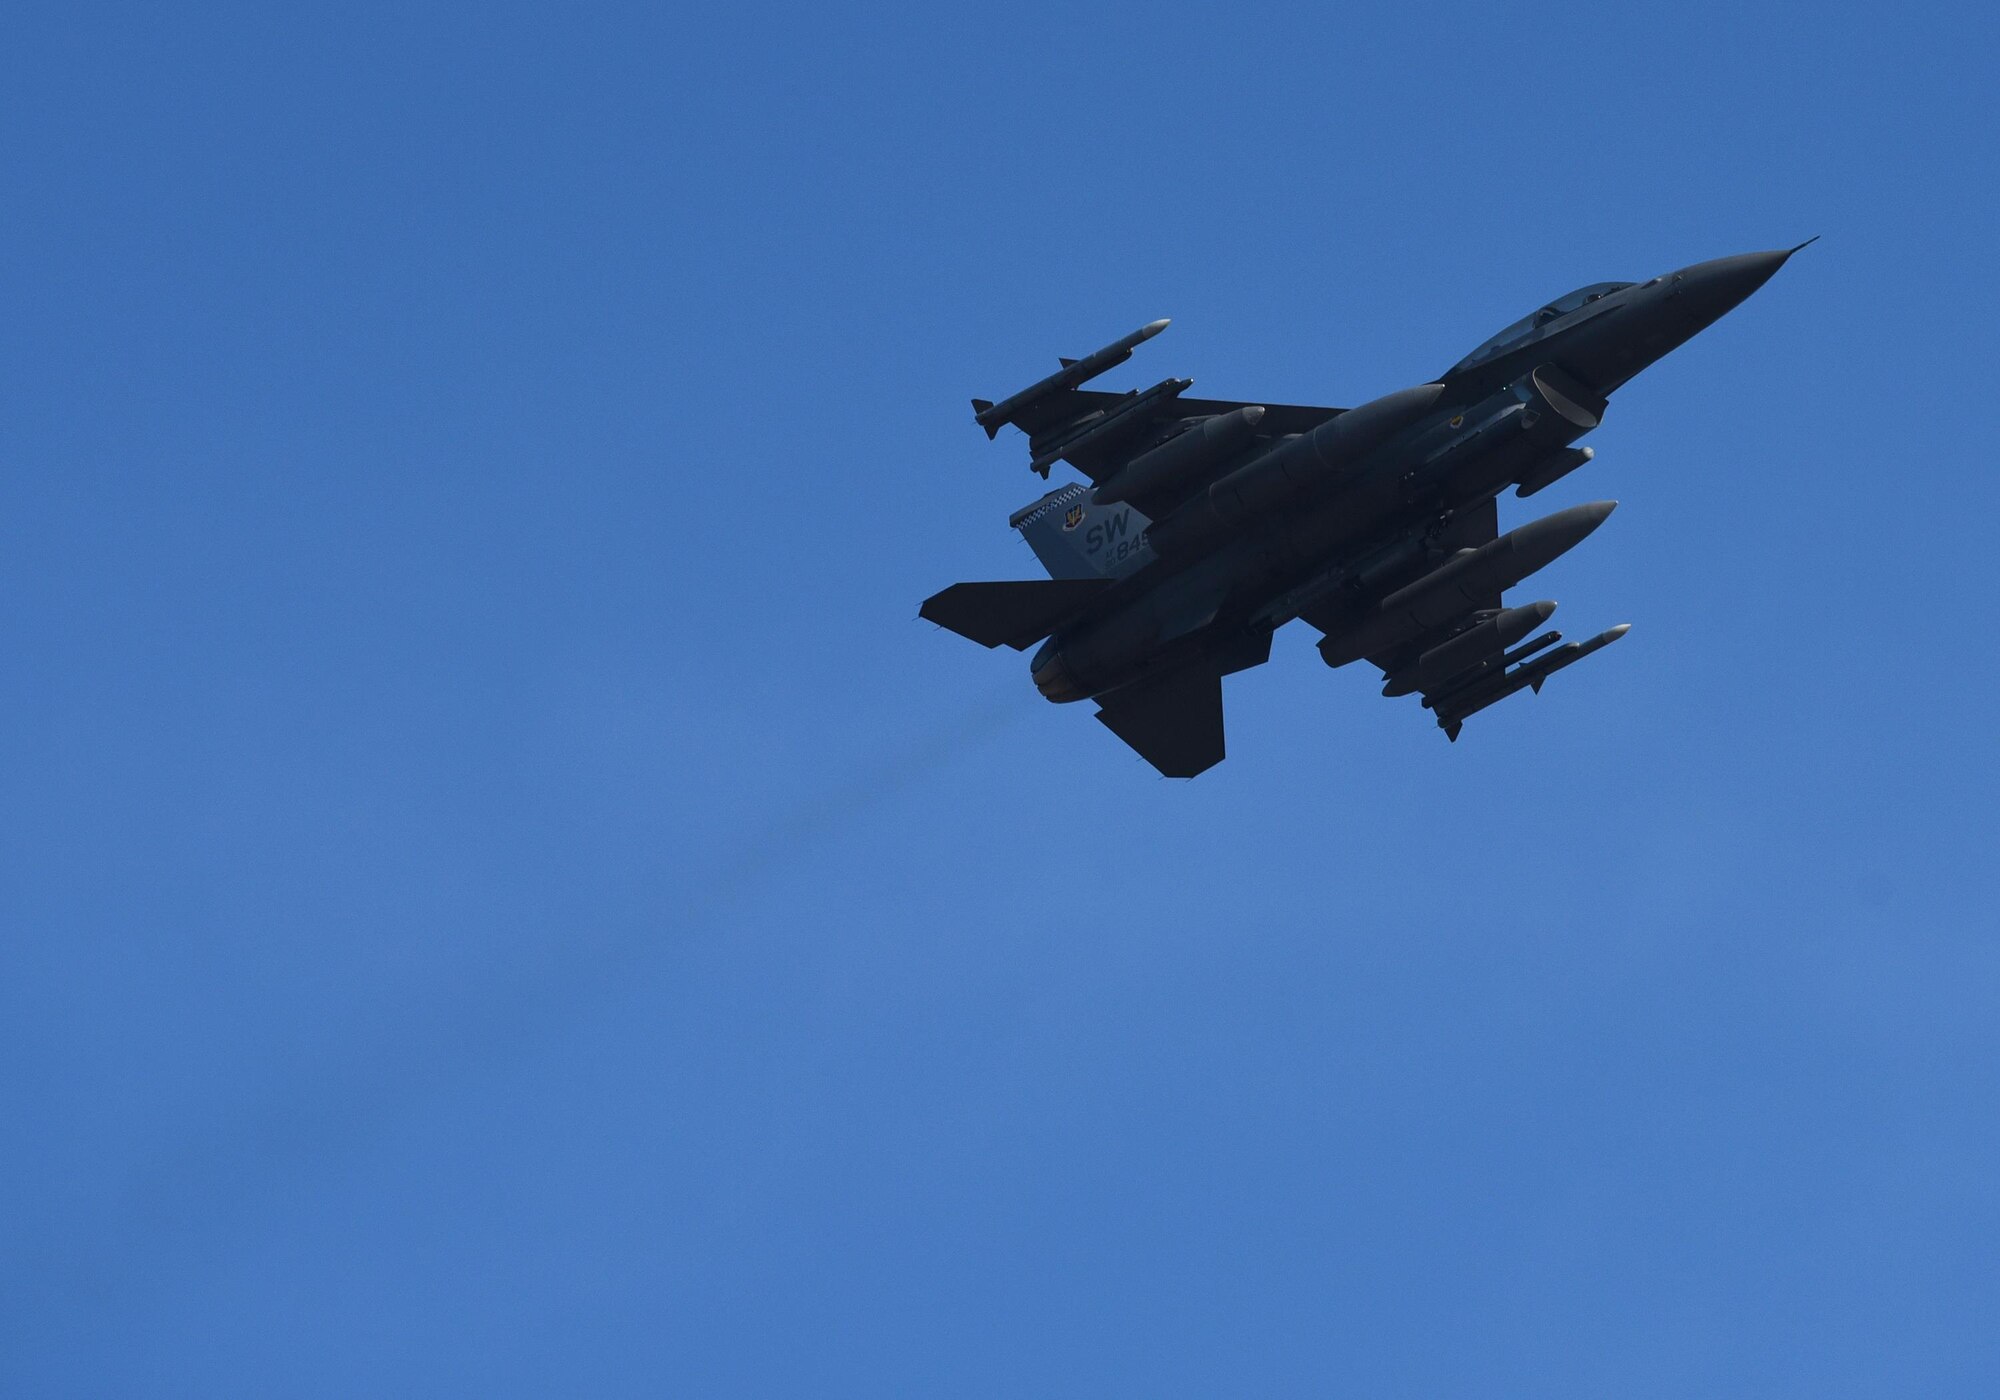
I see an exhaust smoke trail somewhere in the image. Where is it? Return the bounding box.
[75,684,1034,1307]
[707,684,1025,903]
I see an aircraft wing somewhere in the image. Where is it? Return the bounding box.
[1003,388,1345,520]
[1008,388,1346,452]
[969,321,1344,520]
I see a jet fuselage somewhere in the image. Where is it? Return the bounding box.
[1027,249,1799,705]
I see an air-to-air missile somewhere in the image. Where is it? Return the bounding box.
[1427,624,1632,739]
[924,246,1806,776]
[1380,600,1557,697]
[1028,376,1192,477]
[971,319,1171,439]
[1497,629,1564,669]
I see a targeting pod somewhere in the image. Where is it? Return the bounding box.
[1516,447,1595,499]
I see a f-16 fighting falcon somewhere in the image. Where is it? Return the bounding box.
[921,246,1808,776]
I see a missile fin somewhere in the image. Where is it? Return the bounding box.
[973,320,1172,438]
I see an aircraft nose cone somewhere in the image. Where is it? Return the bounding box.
[1707,247,1792,294]
[1673,245,1805,325]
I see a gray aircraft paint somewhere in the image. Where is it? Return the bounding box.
[1010,483,1156,581]
[926,246,1808,776]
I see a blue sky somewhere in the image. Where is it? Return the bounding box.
[4,2,1998,1394]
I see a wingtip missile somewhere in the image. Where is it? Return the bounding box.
[1528,622,1628,692]
[1432,621,1631,732]
[973,320,1173,437]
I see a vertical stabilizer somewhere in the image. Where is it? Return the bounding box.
[1009,483,1156,581]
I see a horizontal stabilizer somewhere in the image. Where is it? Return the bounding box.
[919,578,1112,650]
[1095,665,1226,778]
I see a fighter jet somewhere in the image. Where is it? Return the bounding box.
[921,246,1807,777]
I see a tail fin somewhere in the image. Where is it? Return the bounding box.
[920,578,1112,650]
[1009,482,1157,581]
[1095,663,1226,777]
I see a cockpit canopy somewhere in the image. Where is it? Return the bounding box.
[1449,281,1635,376]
